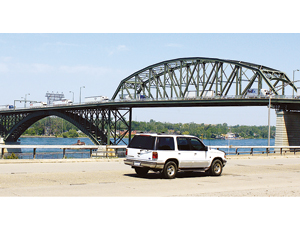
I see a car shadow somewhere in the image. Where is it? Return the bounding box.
[123,172,163,180]
[124,171,209,180]
[177,171,208,178]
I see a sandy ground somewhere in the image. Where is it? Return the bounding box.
[0,155,300,197]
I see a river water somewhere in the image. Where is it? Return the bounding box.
[18,137,96,159]
[12,137,275,159]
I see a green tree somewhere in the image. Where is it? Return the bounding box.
[67,129,79,138]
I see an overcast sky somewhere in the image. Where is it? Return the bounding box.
[0,2,299,126]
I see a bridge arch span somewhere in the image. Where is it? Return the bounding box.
[4,110,106,145]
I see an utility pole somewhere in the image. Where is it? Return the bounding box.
[268,94,271,146]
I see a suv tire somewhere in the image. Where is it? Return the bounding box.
[209,159,223,176]
[135,167,149,177]
[163,161,177,179]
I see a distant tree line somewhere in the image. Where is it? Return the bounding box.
[22,117,276,139]
[131,119,275,139]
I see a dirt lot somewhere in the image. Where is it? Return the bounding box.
[0,155,300,196]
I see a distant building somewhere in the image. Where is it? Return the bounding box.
[225,132,236,140]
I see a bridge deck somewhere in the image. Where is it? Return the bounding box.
[1,96,300,113]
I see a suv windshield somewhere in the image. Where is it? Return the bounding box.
[128,135,156,150]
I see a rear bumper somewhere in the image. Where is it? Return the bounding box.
[124,159,164,169]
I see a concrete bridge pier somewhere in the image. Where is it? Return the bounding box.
[0,138,21,158]
[275,111,300,152]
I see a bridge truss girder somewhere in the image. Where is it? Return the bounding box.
[0,107,132,145]
[112,57,295,100]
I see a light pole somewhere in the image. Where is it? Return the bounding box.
[79,86,85,104]
[293,69,299,98]
[69,91,74,103]
[268,93,271,146]
[22,93,30,108]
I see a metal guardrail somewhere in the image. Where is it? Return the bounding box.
[1,145,300,159]
[210,145,300,156]
[0,145,127,159]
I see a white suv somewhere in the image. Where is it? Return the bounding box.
[124,133,227,179]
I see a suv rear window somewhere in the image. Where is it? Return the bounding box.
[128,135,156,150]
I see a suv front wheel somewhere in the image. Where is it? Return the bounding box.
[163,161,177,179]
[209,159,223,176]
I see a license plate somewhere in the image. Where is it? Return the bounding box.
[134,161,141,166]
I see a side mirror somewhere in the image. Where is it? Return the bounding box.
[204,146,208,151]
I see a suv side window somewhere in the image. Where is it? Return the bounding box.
[177,137,206,151]
[190,138,206,151]
[157,137,175,150]
[177,137,190,150]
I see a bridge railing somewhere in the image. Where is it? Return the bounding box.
[1,145,300,159]
[1,94,299,111]
[115,94,297,102]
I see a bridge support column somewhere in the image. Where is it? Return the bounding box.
[0,138,21,155]
[107,109,111,146]
[128,107,132,143]
[275,111,300,153]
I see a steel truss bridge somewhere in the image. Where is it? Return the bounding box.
[1,57,300,145]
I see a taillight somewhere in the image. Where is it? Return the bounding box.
[152,152,158,159]
[125,149,128,156]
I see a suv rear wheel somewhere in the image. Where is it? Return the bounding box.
[135,167,149,177]
[209,159,223,176]
[163,161,177,179]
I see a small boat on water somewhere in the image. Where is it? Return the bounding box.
[73,140,86,145]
